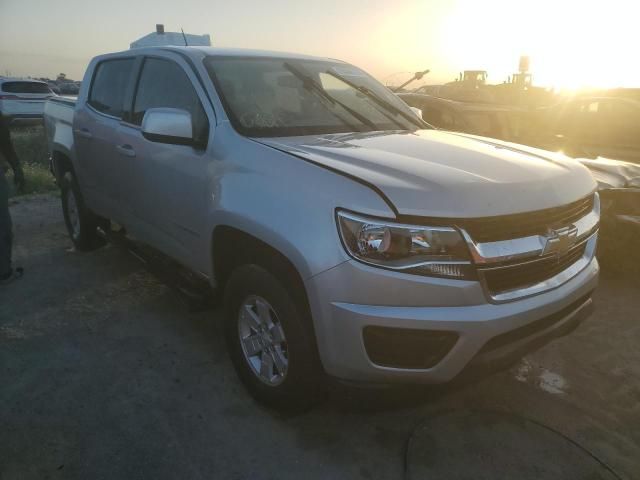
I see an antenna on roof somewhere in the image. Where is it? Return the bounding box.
[181,28,189,46]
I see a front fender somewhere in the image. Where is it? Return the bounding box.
[203,125,395,282]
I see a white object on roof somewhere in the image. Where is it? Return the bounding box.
[130,24,211,49]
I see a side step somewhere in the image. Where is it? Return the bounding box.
[98,224,217,311]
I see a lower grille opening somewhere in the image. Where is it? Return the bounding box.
[481,243,587,296]
[363,326,458,369]
[478,294,592,354]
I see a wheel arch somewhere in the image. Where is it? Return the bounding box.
[211,225,312,310]
[51,149,74,182]
[213,224,326,383]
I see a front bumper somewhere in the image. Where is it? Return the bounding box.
[306,249,599,384]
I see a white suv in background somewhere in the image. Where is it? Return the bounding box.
[0,78,54,126]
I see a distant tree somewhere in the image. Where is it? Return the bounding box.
[56,73,67,82]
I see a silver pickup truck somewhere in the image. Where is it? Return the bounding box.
[44,46,600,410]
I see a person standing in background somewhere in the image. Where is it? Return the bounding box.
[0,117,25,283]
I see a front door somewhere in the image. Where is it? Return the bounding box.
[118,55,214,272]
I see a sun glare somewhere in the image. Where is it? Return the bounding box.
[432,0,638,91]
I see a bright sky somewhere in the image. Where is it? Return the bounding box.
[0,0,637,89]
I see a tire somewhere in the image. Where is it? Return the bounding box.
[224,264,325,411]
[60,171,105,251]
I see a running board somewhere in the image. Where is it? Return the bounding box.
[98,224,217,311]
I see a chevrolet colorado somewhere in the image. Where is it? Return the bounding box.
[44,47,600,410]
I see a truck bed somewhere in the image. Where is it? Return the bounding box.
[45,96,76,122]
[44,96,77,165]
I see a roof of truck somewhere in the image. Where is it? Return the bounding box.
[99,46,343,63]
[190,46,340,61]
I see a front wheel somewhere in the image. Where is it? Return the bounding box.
[224,264,325,411]
[61,171,105,251]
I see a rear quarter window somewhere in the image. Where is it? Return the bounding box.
[88,58,135,118]
[1,81,52,94]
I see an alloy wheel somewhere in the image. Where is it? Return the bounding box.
[237,295,289,386]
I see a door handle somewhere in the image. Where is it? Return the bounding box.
[116,144,136,158]
[74,128,93,139]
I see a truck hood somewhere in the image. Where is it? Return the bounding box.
[257,130,596,218]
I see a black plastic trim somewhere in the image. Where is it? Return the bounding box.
[141,130,196,147]
[158,48,217,118]
[478,293,593,354]
[363,326,459,369]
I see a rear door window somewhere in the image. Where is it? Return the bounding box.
[88,58,135,118]
[132,57,209,145]
[1,82,51,94]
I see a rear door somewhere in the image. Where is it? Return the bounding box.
[73,57,136,216]
[115,54,213,270]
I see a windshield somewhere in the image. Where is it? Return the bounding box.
[204,56,424,137]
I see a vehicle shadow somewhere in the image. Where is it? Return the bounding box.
[322,366,511,414]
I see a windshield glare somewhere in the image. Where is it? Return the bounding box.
[204,56,421,137]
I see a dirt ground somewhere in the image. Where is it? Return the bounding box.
[1,194,639,480]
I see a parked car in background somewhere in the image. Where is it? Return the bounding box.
[576,157,640,267]
[45,47,599,410]
[47,82,61,95]
[413,84,496,103]
[0,78,54,125]
[398,92,527,143]
[579,157,640,233]
[58,82,80,96]
[531,97,640,163]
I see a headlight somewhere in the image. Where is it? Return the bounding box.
[336,211,475,279]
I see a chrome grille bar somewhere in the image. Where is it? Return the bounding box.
[480,233,597,303]
[461,193,599,266]
[459,193,600,302]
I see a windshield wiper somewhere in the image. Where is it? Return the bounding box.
[283,62,378,131]
[324,70,428,129]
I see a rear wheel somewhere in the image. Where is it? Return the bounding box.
[61,171,105,251]
[224,264,324,411]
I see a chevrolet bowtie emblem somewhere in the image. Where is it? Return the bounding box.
[541,225,578,256]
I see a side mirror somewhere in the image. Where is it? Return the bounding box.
[141,108,194,146]
[409,106,423,120]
